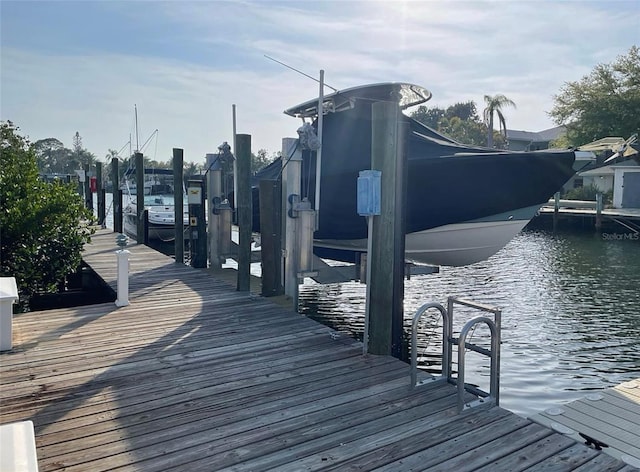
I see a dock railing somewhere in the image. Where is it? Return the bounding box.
[410,296,501,412]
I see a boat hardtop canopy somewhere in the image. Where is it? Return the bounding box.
[284,82,432,118]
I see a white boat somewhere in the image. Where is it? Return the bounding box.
[122,172,189,242]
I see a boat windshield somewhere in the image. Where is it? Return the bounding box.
[144,195,174,206]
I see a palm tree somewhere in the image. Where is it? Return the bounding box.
[483,94,516,148]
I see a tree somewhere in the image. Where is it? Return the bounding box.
[445,101,478,122]
[0,121,95,311]
[550,46,640,147]
[33,137,66,173]
[410,105,445,129]
[411,101,488,146]
[438,116,487,147]
[483,94,516,148]
[251,149,277,174]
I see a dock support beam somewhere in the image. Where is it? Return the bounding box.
[553,191,560,233]
[96,162,105,227]
[84,163,93,211]
[368,100,407,359]
[282,138,302,307]
[206,153,223,269]
[236,134,252,292]
[135,152,145,244]
[173,148,184,264]
[595,192,603,230]
[259,179,283,297]
[111,157,122,233]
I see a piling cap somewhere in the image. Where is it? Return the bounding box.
[116,234,129,248]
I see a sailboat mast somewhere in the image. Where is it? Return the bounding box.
[134,104,140,153]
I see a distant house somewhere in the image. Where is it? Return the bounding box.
[613,164,640,208]
[579,159,640,208]
[579,164,616,193]
[506,126,566,151]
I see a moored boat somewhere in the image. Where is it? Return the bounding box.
[122,169,189,242]
[254,82,576,266]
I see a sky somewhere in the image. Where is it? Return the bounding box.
[1,1,638,165]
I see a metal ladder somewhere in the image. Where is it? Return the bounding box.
[410,296,501,412]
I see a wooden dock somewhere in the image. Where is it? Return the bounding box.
[530,379,640,468]
[0,229,634,471]
[534,205,640,232]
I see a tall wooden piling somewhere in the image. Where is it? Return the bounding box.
[553,191,560,233]
[84,163,93,211]
[282,138,303,304]
[206,153,223,270]
[173,148,184,264]
[595,192,603,230]
[96,162,105,226]
[111,157,122,233]
[368,100,407,359]
[259,179,283,297]
[135,152,144,244]
[236,134,252,292]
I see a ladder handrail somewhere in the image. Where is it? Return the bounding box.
[410,302,448,388]
[457,316,500,411]
[410,296,502,413]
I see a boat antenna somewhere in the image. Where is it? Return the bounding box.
[264,54,338,93]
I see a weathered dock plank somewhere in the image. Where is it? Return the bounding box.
[0,230,631,471]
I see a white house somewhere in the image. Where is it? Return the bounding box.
[579,163,618,193]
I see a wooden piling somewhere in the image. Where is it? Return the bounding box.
[173,148,184,264]
[236,134,252,292]
[259,179,283,297]
[84,163,93,211]
[96,162,105,226]
[111,157,122,233]
[143,209,149,245]
[553,191,560,233]
[368,100,407,359]
[135,152,144,244]
[595,192,603,230]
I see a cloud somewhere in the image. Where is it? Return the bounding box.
[1,0,638,164]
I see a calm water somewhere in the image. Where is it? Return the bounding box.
[298,229,640,418]
[101,195,639,417]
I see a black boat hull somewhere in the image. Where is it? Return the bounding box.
[253,94,575,266]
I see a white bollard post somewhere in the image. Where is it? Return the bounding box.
[0,277,19,351]
[114,234,130,307]
[115,249,130,307]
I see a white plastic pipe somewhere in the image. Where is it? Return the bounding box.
[115,249,130,307]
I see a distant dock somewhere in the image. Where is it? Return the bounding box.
[531,199,640,234]
[0,230,633,471]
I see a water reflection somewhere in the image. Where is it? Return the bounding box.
[299,230,640,417]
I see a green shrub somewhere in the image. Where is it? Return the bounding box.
[1,121,95,311]
[564,184,612,205]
